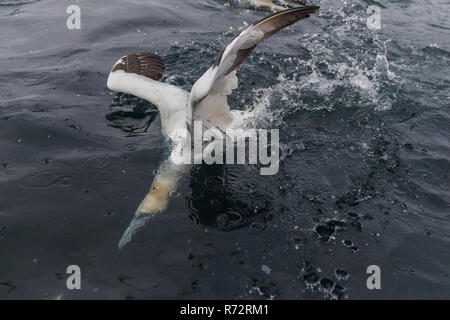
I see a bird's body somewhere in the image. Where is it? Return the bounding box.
[106,6,320,249]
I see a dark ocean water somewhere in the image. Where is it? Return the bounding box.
[0,0,449,299]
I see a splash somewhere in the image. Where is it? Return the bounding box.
[236,0,400,128]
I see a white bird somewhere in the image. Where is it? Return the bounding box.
[107,6,320,249]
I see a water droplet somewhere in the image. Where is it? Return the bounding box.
[335,269,350,281]
[261,265,271,275]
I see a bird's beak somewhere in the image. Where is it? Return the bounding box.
[118,213,153,250]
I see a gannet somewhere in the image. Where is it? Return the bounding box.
[107,6,320,249]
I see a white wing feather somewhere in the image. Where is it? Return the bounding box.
[188,6,320,130]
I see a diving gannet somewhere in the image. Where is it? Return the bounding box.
[107,6,320,249]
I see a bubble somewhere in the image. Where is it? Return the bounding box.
[304,272,320,284]
[331,284,347,299]
[335,269,350,281]
[315,225,335,242]
[320,278,335,290]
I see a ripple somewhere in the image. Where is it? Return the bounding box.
[0,0,42,6]
[40,158,53,165]
[20,170,72,190]
[94,171,114,184]
[214,210,248,231]
[0,165,22,178]
[186,198,199,215]
[122,143,139,152]
[204,176,225,192]
[383,217,414,236]
[223,210,247,229]
[115,190,129,200]
[248,219,266,233]
[24,74,41,84]
[104,208,116,217]
[58,177,72,187]
[85,155,112,170]
[247,186,266,201]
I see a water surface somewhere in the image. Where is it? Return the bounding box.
[0,0,449,299]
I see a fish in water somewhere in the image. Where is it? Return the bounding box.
[106,6,320,249]
[238,0,308,12]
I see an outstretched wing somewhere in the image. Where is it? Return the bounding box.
[188,6,320,129]
[111,52,165,80]
[107,52,189,134]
